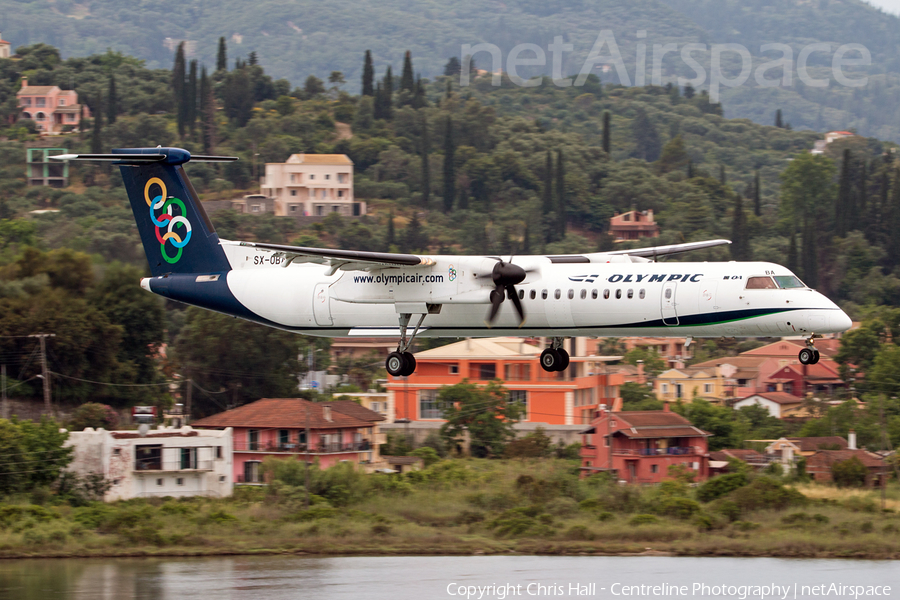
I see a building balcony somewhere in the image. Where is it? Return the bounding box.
[233,440,374,454]
[579,445,596,459]
[134,460,214,472]
[613,446,700,457]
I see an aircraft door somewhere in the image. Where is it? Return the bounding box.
[313,283,334,326]
[661,281,678,326]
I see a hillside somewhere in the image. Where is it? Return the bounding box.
[2,0,900,140]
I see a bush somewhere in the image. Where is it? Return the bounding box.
[843,496,877,513]
[655,497,701,520]
[69,403,120,431]
[733,521,760,531]
[713,500,741,522]
[831,457,868,488]
[597,511,614,522]
[726,476,807,514]
[628,514,659,526]
[410,447,440,467]
[696,473,749,503]
[565,525,594,540]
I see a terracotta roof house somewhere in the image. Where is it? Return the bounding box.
[580,405,711,483]
[0,33,10,59]
[17,77,89,133]
[766,436,848,457]
[609,210,659,241]
[192,398,387,481]
[260,153,361,217]
[806,449,887,487]
[732,392,805,419]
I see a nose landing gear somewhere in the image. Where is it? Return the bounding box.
[540,337,570,372]
[798,336,820,365]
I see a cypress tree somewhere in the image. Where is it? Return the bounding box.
[382,66,393,119]
[836,149,852,237]
[631,107,661,161]
[775,109,783,128]
[730,194,750,260]
[445,79,453,102]
[106,74,118,125]
[248,51,258,66]
[400,50,414,93]
[787,230,799,275]
[753,170,761,216]
[412,76,426,109]
[420,113,430,206]
[856,159,868,232]
[386,210,395,250]
[373,82,384,119]
[556,149,566,239]
[887,167,900,270]
[602,110,611,155]
[199,67,212,152]
[801,214,818,288]
[91,97,103,155]
[362,50,374,96]
[216,37,228,72]
[403,212,426,253]
[173,42,187,138]
[188,60,198,136]
[542,150,553,215]
[443,115,455,212]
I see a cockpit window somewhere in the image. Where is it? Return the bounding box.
[746,276,777,289]
[774,275,805,289]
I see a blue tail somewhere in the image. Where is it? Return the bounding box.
[115,147,232,276]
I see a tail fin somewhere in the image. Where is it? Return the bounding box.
[55,148,235,276]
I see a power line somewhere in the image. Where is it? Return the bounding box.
[49,372,175,387]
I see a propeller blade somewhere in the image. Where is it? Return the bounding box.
[507,285,526,325]
[487,287,504,324]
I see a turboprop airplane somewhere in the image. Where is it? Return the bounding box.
[52,148,852,377]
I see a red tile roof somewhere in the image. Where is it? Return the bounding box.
[808,449,886,469]
[322,400,386,422]
[787,436,848,452]
[615,411,694,428]
[111,430,199,439]
[737,392,804,405]
[614,426,709,439]
[192,398,377,430]
[710,449,765,462]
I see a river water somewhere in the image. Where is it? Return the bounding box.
[0,555,897,600]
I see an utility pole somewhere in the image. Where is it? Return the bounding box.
[1,364,7,420]
[305,404,311,509]
[29,334,55,415]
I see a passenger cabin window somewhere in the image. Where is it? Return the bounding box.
[530,290,536,299]
[603,289,610,299]
[567,289,574,299]
[627,289,634,299]
[519,289,525,300]
[665,289,672,299]
[580,289,587,299]
[592,289,598,299]
[639,289,646,299]
[542,289,548,299]
[615,289,622,299]
[746,276,777,289]
[555,289,561,300]
[773,275,805,289]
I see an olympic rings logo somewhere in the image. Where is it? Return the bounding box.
[144,177,192,264]
[448,265,457,281]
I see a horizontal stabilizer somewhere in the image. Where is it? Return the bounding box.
[604,239,732,258]
[50,148,238,166]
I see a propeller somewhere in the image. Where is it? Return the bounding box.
[483,258,528,326]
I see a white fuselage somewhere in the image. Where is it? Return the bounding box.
[140,243,851,340]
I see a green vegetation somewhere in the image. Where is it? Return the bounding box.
[0,458,897,559]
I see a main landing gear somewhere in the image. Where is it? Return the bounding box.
[540,337,570,372]
[798,336,820,365]
[385,312,426,377]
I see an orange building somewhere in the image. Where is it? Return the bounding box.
[386,337,624,426]
[17,78,90,133]
[609,209,659,241]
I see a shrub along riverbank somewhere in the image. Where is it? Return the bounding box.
[0,459,898,560]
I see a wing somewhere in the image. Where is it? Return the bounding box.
[234,241,435,273]
[601,239,731,258]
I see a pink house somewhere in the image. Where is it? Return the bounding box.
[17,78,90,133]
[191,398,386,483]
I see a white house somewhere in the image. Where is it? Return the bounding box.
[260,153,362,217]
[732,392,803,419]
[65,425,233,501]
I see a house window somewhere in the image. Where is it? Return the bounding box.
[337,190,344,197]
[35,112,46,121]
[603,437,609,447]
[176,477,184,485]
[181,448,198,469]
[474,363,496,379]
[136,445,162,470]
[243,461,262,483]
[216,446,223,459]
[35,97,46,107]
[504,363,531,381]
[704,384,713,394]
[325,174,331,180]
[309,174,315,180]
[316,205,324,216]
[676,384,683,398]
[291,190,297,196]
[419,389,444,419]
[507,390,528,413]
[332,205,339,212]
[651,464,659,474]
[219,475,226,482]
[58,98,66,106]
[248,429,259,451]
[662,383,669,394]
[113,448,121,455]
[21,98,31,106]
[279,429,290,447]
[67,114,75,122]
[156,478,164,486]
[449,364,459,375]
[251,205,260,212]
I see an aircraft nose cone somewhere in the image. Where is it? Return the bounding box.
[830,311,852,332]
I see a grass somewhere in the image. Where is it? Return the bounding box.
[0,459,897,560]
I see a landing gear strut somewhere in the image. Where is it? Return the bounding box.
[540,337,570,372]
[798,336,820,365]
[385,312,426,377]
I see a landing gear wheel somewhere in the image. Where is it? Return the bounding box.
[540,348,562,372]
[798,348,814,365]
[401,352,416,376]
[556,348,570,371]
[811,349,820,364]
[386,352,406,376]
